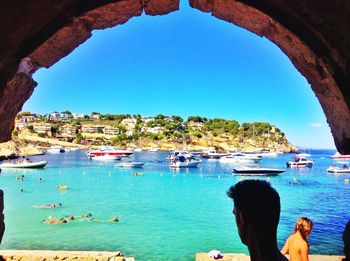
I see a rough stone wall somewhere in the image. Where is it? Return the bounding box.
[0,0,350,152]
[0,250,131,261]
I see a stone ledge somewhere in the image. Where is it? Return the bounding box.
[196,252,343,261]
[0,250,134,261]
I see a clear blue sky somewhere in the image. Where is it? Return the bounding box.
[23,2,335,149]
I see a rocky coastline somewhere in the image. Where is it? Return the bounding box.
[0,139,44,161]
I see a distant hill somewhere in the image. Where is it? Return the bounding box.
[13,113,297,152]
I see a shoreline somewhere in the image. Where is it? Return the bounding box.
[0,250,134,261]
[196,252,343,261]
[0,250,343,261]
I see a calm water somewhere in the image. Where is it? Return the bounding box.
[0,149,349,260]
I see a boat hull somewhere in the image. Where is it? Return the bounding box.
[0,160,48,168]
[327,168,350,173]
[286,162,313,168]
[233,168,285,176]
[170,161,201,168]
[90,155,121,161]
[115,162,145,168]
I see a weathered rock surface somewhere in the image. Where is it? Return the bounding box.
[0,250,132,261]
[0,0,350,152]
[0,139,44,160]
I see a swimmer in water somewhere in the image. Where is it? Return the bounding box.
[108,216,121,222]
[33,203,62,209]
[81,213,93,219]
[56,184,68,190]
[63,216,75,222]
[42,216,66,225]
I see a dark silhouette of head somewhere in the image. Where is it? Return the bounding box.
[343,221,350,261]
[227,180,285,261]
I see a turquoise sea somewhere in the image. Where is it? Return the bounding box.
[0,149,349,260]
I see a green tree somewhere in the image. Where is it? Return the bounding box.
[12,129,18,137]
[27,125,34,133]
[171,115,183,122]
[61,110,72,115]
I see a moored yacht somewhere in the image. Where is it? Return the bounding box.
[331,152,350,160]
[47,145,65,153]
[233,166,285,176]
[90,154,121,161]
[170,155,202,168]
[294,152,312,159]
[87,146,133,158]
[166,150,193,161]
[219,153,263,163]
[327,161,350,173]
[201,149,228,159]
[0,158,48,168]
[286,157,314,168]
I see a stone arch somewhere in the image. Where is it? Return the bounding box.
[0,0,350,152]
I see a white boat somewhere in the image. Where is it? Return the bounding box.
[170,156,202,168]
[87,146,133,157]
[331,152,350,160]
[327,161,350,173]
[258,150,279,157]
[115,161,145,168]
[90,155,121,161]
[0,159,48,168]
[47,145,65,153]
[219,153,263,163]
[233,166,285,176]
[294,152,311,159]
[286,157,314,168]
[166,150,193,161]
[68,147,80,151]
[133,148,142,152]
[149,147,159,152]
[201,149,228,159]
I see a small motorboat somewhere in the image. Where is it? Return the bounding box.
[90,155,121,161]
[148,147,159,152]
[327,161,350,173]
[286,157,314,168]
[201,149,228,159]
[115,161,145,168]
[331,152,350,160]
[0,159,48,169]
[294,152,311,159]
[219,153,263,163]
[47,145,65,153]
[87,146,133,157]
[233,167,285,176]
[170,155,202,168]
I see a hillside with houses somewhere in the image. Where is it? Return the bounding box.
[12,111,297,152]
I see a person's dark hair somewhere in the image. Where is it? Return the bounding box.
[343,221,350,261]
[227,179,281,237]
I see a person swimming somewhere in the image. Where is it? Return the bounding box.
[41,216,67,225]
[33,203,62,209]
[108,216,121,222]
[56,184,68,190]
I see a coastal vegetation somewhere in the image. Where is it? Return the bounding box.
[12,111,296,152]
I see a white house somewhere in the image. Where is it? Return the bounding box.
[142,126,164,134]
[103,126,119,135]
